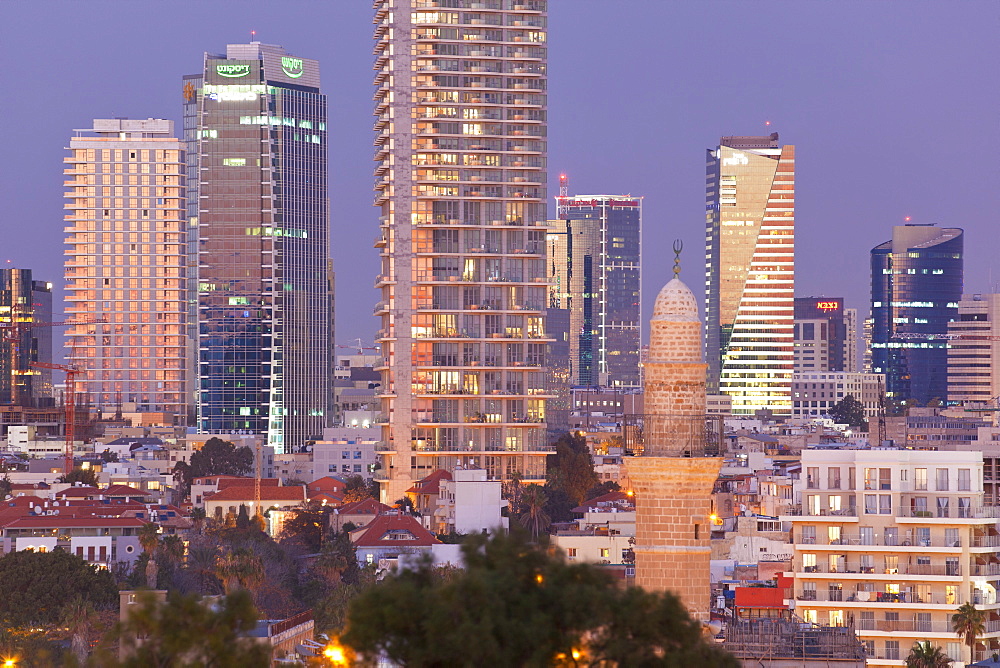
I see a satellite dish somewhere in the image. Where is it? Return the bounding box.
[33,505,41,514]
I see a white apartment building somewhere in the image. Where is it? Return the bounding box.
[792,372,884,421]
[782,448,1000,665]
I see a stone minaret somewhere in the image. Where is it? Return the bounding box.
[625,247,722,621]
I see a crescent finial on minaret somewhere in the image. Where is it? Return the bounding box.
[672,239,683,277]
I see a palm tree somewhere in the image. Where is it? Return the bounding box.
[953,602,986,664]
[190,506,206,535]
[216,548,265,597]
[186,543,221,594]
[138,522,161,588]
[517,484,550,539]
[905,640,952,667]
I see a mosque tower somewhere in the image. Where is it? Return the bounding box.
[624,244,723,621]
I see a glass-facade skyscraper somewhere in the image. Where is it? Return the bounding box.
[704,133,795,416]
[184,43,332,453]
[64,119,188,417]
[547,194,641,389]
[373,1,552,501]
[0,268,53,407]
[871,224,963,405]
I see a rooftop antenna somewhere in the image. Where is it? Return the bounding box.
[251,29,257,42]
[672,239,683,278]
[559,173,568,197]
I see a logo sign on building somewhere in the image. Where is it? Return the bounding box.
[816,301,841,312]
[281,56,304,79]
[217,64,252,78]
[722,152,749,166]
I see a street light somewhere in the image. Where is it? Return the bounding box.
[323,639,349,666]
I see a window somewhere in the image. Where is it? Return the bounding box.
[802,553,817,572]
[864,494,877,514]
[859,554,874,573]
[801,526,816,544]
[807,494,820,516]
[864,468,878,490]
[859,526,874,546]
[353,464,362,473]
[828,495,843,513]
[915,468,927,490]
[827,467,841,490]
[828,526,842,544]
[879,468,891,490]
[946,528,960,547]
[600,548,610,559]
[807,467,819,489]
[342,451,350,460]
[879,494,892,515]
[958,468,971,491]
[937,497,950,518]
[884,555,898,574]
[566,548,577,558]
[341,464,351,473]
[936,468,949,491]
[801,582,817,600]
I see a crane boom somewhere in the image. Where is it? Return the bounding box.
[29,362,80,475]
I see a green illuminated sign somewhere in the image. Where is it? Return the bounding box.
[216,64,251,78]
[281,56,304,79]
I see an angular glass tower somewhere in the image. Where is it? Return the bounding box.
[548,194,642,389]
[704,133,795,416]
[184,43,332,453]
[871,224,963,405]
[373,0,552,500]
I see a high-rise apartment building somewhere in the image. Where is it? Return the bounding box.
[704,133,795,416]
[948,293,1000,406]
[373,1,552,500]
[64,119,187,417]
[547,194,641,388]
[184,43,333,453]
[793,297,853,373]
[871,224,963,406]
[0,268,53,407]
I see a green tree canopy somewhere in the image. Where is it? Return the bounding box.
[173,437,253,495]
[342,531,738,667]
[342,474,379,504]
[279,501,332,553]
[905,640,952,667]
[0,549,117,627]
[103,589,271,667]
[59,467,99,486]
[828,394,868,430]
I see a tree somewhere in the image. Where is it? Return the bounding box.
[342,474,378,503]
[953,602,986,664]
[103,589,271,667]
[0,549,117,628]
[100,448,119,463]
[905,640,952,667]
[828,394,868,430]
[0,474,10,500]
[342,531,738,667]
[547,431,599,507]
[59,467,98,486]
[517,484,551,538]
[279,501,332,553]
[173,437,253,496]
[585,480,621,500]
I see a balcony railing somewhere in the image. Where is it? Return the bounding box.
[799,564,962,577]
[797,534,962,548]
[797,590,971,605]
[622,414,724,457]
[784,504,858,518]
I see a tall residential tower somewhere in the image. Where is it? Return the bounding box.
[184,43,333,452]
[64,119,188,417]
[871,224,963,405]
[373,1,552,500]
[704,133,795,416]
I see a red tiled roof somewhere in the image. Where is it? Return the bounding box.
[56,486,100,498]
[405,469,452,495]
[205,485,305,503]
[337,498,391,516]
[352,512,441,548]
[310,491,344,505]
[307,476,346,494]
[3,516,146,529]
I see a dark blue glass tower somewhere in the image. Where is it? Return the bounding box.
[871,224,963,405]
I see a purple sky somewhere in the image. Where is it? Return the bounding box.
[2,1,998,351]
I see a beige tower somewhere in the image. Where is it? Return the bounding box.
[624,270,723,621]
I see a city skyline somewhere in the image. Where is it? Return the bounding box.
[2,1,999,351]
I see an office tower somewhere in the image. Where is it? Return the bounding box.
[64,119,187,417]
[704,133,795,416]
[871,224,963,405]
[548,194,642,388]
[862,316,874,373]
[843,307,858,372]
[948,293,1000,405]
[373,1,552,500]
[0,269,53,407]
[793,297,851,373]
[184,43,333,453]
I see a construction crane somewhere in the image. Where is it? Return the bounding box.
[29,362,81,476]
[891,332,1000,342]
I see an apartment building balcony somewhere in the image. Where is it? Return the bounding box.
[782,504,859,520]
[795,589,996,607]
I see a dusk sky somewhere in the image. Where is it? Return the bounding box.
[3,1,998,349]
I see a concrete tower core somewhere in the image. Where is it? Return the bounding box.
[624,273,723,621]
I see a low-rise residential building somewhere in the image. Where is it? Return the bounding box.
[433,468,507,535]
[782,447,1000,665]
[351,510,441,566]
[886,408,990,450]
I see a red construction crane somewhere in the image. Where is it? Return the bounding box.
[1,316,107,344]
[29,362,81,476]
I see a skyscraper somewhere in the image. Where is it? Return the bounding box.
[548,193,641,389]
[184,43,332,452]
[948,294,1000,406]
[0,268,53,407]
[373,1,552,500]
[64,119,188,417]
[871,224,963,405]
[704,133,795,416]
